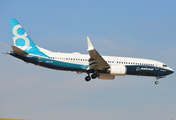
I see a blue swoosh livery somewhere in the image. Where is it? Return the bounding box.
[7,18,174,84]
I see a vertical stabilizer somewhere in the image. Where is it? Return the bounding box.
[9,18,48,57]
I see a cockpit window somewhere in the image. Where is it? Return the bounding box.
[163,64,167,67]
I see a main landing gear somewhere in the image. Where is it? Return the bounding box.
[85,76,91,81]
[91,74,97,79]
[85,73,97,81]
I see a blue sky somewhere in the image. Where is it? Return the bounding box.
[0,0,176,120]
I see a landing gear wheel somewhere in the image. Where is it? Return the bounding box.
[155,81,159,84]
[85,76,91,81]
[91,74,97,79]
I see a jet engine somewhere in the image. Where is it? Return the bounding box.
[108,65,127,76]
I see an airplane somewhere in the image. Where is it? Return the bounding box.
[7,18,174,84]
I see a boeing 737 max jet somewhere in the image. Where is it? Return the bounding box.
[7,18,174,84]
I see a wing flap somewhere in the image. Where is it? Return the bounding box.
[87,37,110,71]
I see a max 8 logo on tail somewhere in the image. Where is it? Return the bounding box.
[12,25,30,47]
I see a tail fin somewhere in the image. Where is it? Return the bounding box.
[9,18,48,57]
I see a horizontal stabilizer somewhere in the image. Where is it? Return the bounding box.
[11,46,28,55]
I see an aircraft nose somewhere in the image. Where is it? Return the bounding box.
[171,69,174,74]
[168,67,174,75]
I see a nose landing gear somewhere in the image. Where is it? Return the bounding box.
[155,76,160,85]
[155,81,159,84]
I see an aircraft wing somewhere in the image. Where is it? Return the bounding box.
[87,37,110,71]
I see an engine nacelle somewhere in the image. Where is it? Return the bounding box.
[98,74,115,80]
[108,65,127,76]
